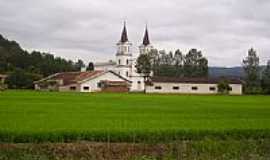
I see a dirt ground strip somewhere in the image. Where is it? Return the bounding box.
[0,140,270,160]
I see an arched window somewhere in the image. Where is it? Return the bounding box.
[126,71,129,77]
[126,59,129,65]
[118,59,121,65]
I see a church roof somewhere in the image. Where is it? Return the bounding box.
[142,26,150,46]
[120,22,128,43]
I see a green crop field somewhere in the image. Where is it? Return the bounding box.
[0,90,270,143]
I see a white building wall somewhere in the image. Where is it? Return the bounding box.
[114,67,131,79]
[229,84,243,95]
[79,72,127,92]
[145,82,242,95]
[95,65,116,71]
[130,76,145,92]
[59,84,80,92]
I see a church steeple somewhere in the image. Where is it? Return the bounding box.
[142,25,150,46]
[120,21,128,43]
[139,24,154,55]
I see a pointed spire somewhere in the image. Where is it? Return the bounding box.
[142,25,150,46]
[120,21,128,43]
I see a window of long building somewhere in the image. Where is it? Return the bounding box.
[209,87,216,91]
[155,86,162,90]
[70,86,76,90]
[192,86,198,90]
[173,86,180,90]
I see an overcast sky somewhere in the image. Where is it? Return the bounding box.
[0,0,269,67]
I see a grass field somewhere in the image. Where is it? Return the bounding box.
[0,90,270,142]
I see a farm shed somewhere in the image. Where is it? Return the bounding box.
[34,70,131,92]
[145,77,243,95]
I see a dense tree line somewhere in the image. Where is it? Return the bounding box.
[0,34,86,89]
[242,48,270,94]
[136,48,208,78]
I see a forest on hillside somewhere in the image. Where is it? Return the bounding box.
[0,34,85,89]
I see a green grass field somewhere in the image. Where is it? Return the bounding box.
[0,90,270,142]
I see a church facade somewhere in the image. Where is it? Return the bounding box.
[95,23,154,92]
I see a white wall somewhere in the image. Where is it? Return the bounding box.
[59,84,80,92]
[229,84,243,95]
[145,82,242,95]
[95,65,116,71]
[79,72,128,92]
[130,76,145,92]
[114,66,131,79]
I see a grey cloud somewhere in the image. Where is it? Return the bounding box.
[0,0,269,66]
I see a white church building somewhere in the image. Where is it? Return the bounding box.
[94,22,153,92]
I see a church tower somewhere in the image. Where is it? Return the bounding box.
[139,25,154,54]
[115,22,132,78]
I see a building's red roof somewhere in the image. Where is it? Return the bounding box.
[148,77,243,85]
[36,70,131,86]
[42,71,104,86]
[75,71,104,82]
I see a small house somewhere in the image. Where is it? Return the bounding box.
[34,70,131,92]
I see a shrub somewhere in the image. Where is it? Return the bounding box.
[5,69,42,89]
[217,80,231,94]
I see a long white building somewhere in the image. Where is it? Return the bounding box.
[145,77,243,95]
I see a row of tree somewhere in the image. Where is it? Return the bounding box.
[242,48,270,94]
[0,34,94,89]
[136,47,270,94]
[136,48,208,78]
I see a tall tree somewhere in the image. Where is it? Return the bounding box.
[262,60,270,94]
[174,49,184,77]
[86,62,95,71]
[75,59,85,71]
[135,53,152,80]
[148,49,160,76]
[242,48,261,93]
[183,49,208,77]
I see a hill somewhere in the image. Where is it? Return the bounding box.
[0,34,85,88]
[209,67,244,78]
